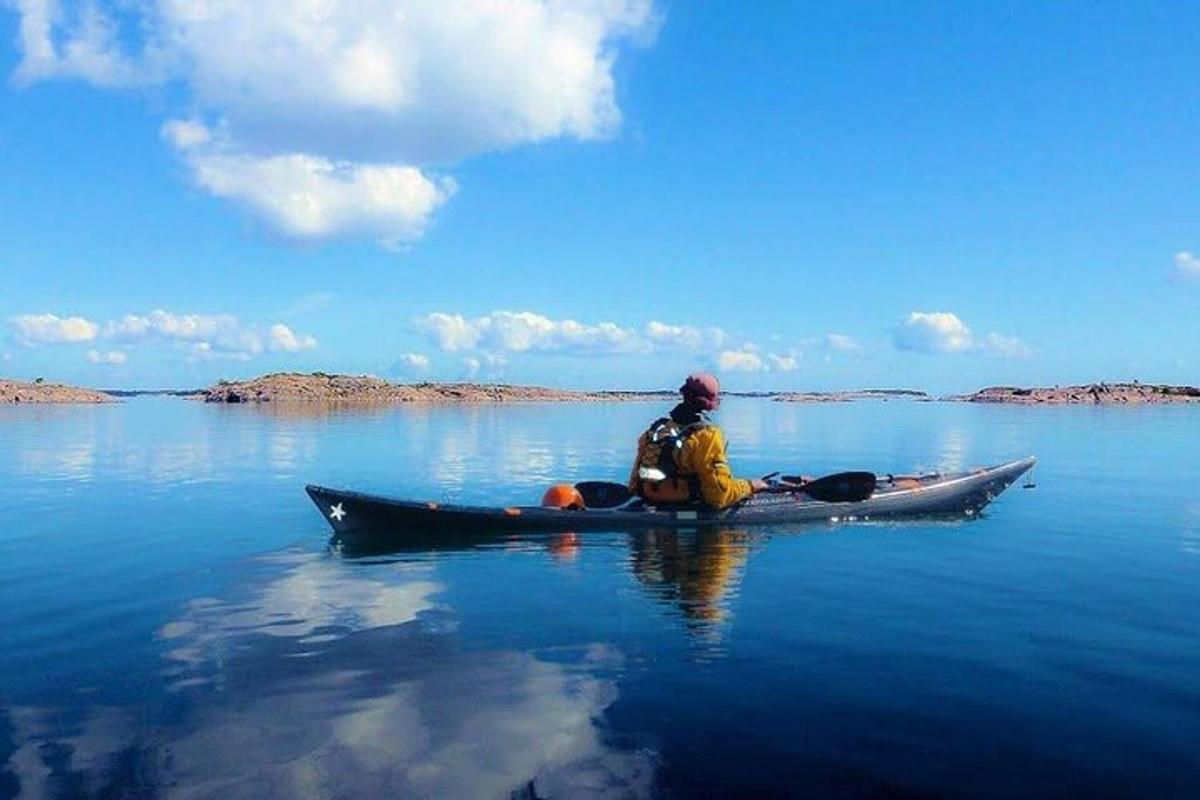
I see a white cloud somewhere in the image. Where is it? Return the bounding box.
[716,349,765,372]
[894,312,974,354]
[461,353,508,379]
[766,353,799,371]
[187,341,251,362]
[719,347,803,373]
[979,332,1032,359]
[1175,251,1200,279]
[417,312,742,360]
[394,352,430,374]
[417,309,848,377]
[893,311,1030,359]
[825,333,859,351]
[169,134,456,244]
[419,312,483,352]
[86,349,126,365]
[10,0,144,87]
[417,311,641,355]
[161,118,211,150]
[107,310,234,342]
[9,313,98,345]
[267,323,318,353]
[104,309,315,360]
[149,0,653,161]
[11,0,656,245]
[644,321,727,351]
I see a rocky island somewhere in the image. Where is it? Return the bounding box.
[773,389,930,403]
[193,372,675,404]
[1,378,115,404]
[954,382,1200,405]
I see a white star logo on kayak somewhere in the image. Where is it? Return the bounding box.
[329,502,346,521]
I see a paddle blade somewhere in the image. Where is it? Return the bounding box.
[575,481,633,509]
[792,471,877,503]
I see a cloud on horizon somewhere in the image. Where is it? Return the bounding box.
[417,311,645,356]
[86,349,126,365]
[9,313,98,346]
[416,310,846,375]
[9,0,657,247]
[893,311,1031,359]
[9,309,316,363]
[393,352,431,376]
[716,349,765,373]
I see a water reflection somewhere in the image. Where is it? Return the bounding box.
[334,528,758,644]
[4,551,654,798]
[206,401,405,419]
[3,407,102,482]
[627,530,752,629]
[160,550,443,671]
[935,424,971,472]
[1182,504,1200,556]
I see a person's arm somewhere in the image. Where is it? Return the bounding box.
[685,427,754,509]
[627,432,646,493]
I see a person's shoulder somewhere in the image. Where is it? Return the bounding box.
[683,422,723,444]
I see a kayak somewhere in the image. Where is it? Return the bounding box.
[306,456,1035,535]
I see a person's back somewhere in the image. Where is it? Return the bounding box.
[628,373,766,509]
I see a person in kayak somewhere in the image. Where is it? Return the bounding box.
[629,372,768,508]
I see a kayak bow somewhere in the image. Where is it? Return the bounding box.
[306,456,1035,536]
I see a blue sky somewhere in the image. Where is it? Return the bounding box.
[1,0,1198,391]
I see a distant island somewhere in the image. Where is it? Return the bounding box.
[191,375,944,404]
[1,378,114,404]
[953,382,1200,405]
[4,373,1198,406]
[191,372,676,404]
[774,389,930,403]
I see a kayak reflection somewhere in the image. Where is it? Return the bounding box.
[332,526,758,639]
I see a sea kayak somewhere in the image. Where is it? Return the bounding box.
[306,456,1035,535]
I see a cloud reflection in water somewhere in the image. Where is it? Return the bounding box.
[5,550,654,799]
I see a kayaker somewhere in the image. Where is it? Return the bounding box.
[629,372,768,508]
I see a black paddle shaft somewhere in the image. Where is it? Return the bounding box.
[770,471,877,503]
[576,471,877,507]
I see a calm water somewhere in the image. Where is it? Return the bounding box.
[1,397,1198,798]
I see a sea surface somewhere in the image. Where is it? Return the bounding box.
[1,397,1198,799]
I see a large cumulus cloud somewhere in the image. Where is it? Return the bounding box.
[7,0,657,245]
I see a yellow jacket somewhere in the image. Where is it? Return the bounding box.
[629,424,753,509]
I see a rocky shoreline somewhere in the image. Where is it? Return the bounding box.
[7,372,1197,407]
[1,379,115,404]
[773,389,930,403]
[953,383,1200,405]
[192,374,946,405]
[192,373,676,404]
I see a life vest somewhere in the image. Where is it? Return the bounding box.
[633,417,707,504]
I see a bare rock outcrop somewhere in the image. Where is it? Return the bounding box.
[1,378,115,404]
[193,372,668,404]
[774,389,930,403]
[954,382,1200,405]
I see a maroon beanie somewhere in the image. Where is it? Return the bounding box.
[680,372,721,411]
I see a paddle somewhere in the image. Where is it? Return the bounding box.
[768,471,877,503]
[574,480,634,509]
[576,470,877,508]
